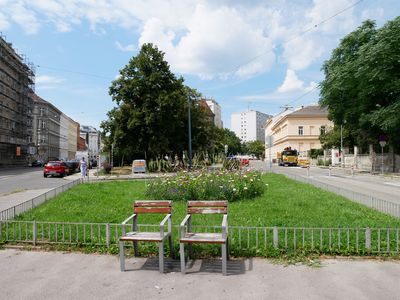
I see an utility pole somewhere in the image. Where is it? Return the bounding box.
[188,95,192,170]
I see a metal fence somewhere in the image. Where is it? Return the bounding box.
[1,221,399,255]
[0,179,81,221]
[272,169,400,218]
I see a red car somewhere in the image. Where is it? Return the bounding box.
[43,161,69,178]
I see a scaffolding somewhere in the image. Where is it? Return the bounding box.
[0,32,35,165]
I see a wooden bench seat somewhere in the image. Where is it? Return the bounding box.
[119,200,173,273]
[180,232,226,244]
[120,231,166,242]
[180,200,228,275]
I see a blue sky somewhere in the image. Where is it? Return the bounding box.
[0,0,398,129]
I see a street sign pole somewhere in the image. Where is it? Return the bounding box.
[379,140,386,175]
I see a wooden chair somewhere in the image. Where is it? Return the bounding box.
[119,200,173,273]
[180,201,228,275]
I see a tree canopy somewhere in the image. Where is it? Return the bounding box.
[319,17,400,152]
[101,43,229,162]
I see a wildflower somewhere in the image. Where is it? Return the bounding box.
[265,183,269,186]
[250,179,253,182]
[233,188,237,192]
[219,186,223,189]
[244,187,248,190]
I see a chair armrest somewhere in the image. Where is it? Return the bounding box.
[180,214,191,238]
[222,214,228,239]
[180,214,191,227]
[160,214,171,237]
[122,214,136,225]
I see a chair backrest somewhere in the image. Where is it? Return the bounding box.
[187,201,228,215]
[134,201,172,214]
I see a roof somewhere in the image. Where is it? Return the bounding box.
[289,105,328,117]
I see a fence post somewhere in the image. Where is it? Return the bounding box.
[13,206,16,219]
[0,221,2,240]
[273,227,279,249]
[32,221,36,246]
[106,223,110,247]
[365,228,371,252]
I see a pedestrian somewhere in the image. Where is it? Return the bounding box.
[79,157,88,182]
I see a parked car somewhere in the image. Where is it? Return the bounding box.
[43,161,69,178]
[29,160,44,167]
[65,160,79,174]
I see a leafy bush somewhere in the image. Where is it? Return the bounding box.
[146,170,265,202]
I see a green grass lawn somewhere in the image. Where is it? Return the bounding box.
[17,173,400,228]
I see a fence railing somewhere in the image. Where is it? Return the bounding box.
[0,179,81,221]
[272,169,400,218]
[1,221,399,255]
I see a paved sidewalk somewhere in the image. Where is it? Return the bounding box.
[1,249,400,300]
[0,189,51,211]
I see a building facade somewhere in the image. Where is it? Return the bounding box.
[0,34,35,165]
[59,114,69,160]
[80,125,100,162]
[264,105,334,162]
[231,110,270,143]
[68,118,79,160]
[205,98,223,128]
[31,94,62,162]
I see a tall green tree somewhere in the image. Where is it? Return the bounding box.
[245,140,265,159]
[319,17,400,152]
[101,43,214,161]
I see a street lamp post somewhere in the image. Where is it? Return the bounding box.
[340,124,343,168]
[187,95,192,170]
[379,140,386,175]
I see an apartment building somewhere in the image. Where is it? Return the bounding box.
[205,98,223,128]
[80,125,101,162]
[231,110,270,143]
[0,34,35,165]
[264,105,333,161]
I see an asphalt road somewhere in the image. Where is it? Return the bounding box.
[0,167,71,196]
[1,249,399,300]
[250,161,400,204]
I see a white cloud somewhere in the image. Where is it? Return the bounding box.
[0,12,9,30]
[115,41,135,52]
[305,0,358,34]
[0,0,372,80]
[9,2,40,34]
[139,4,275,79]
[35,75,64,85]
[278,69,317,93]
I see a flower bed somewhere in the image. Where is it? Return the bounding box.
[146,170,265,202]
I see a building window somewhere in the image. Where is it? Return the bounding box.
[298,126,304,135]
[40,107,44,116]
[320,126,326,135]
[41,120,46,129]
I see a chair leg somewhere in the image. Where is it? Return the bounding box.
[133,241,139,256]
[188,244,193,259]
[168,235,174,258]
[222,242,227,276]
[119,241,125,272]
[159,242,164,273]
[180,243,185,274]
[226,239,230,261]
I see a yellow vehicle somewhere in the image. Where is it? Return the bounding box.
[277,147,298,166]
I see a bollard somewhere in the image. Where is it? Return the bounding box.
[351,165,354,177]
[329,165,331,177]
[306,165,310,177]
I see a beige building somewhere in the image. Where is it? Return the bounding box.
[67,117,79,160]
[265,105,333,162]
